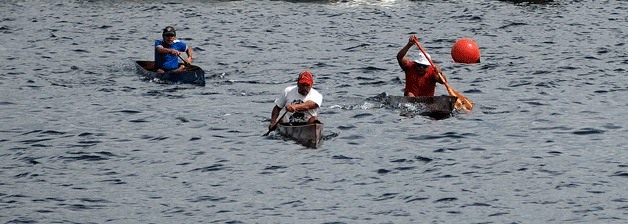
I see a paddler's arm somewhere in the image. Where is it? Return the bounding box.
[286,101,318,112]
[269,105,282,129]
[185,46,193,64]
[156,45,180,55]
[433,66,447,84]
[397,35,418,70]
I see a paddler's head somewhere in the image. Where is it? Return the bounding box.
[162,26,176,44]
[297,70,313,96]
[413,52,431,71]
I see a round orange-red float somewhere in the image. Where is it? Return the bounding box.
[451,38,480,63]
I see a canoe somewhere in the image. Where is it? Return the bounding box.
[372,93,457,119]
[276,122,324,148]
[135,61,205,86]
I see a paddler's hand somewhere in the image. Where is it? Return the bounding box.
[436,69,448,84]
[286,105,297,112]
[434,66,442,74]
[169,49,180,55]
[185,57,192,64]
[408,35,418,45]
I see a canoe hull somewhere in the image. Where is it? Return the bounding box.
[378,94,457,119]
[276,123,324,149]
[135,61,205,86]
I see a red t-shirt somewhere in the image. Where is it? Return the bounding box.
[403,61,438,96]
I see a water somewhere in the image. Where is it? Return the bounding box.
[1,0,626,223]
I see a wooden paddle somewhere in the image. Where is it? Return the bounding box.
[177,54,192,67]
[263,110,288,136]
[412,39,474,111]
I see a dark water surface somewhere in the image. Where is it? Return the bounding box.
[1,0,626,223]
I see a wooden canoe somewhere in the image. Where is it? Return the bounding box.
[276,122,324,149]
[135,61,205,86]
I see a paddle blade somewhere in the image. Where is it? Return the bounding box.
[263,124,278,136]
[437,73,473,111]
[451,89,474,111]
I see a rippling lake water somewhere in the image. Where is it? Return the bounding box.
[1,0,626,223]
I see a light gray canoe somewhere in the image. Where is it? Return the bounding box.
[276,122,324,149]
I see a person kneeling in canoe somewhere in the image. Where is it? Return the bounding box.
[154,26,194,73]
[269,70,323,131]
[397,35,446,97]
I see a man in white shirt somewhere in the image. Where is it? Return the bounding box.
[269,70,323,131]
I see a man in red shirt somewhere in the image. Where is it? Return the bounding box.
[397,35,446,97]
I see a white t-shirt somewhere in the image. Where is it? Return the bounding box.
[275,85,323,123]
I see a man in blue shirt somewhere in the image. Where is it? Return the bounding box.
[154,26,193,73]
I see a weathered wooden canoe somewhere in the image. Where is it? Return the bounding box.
[276,122,324,149]
[135,61,205,86]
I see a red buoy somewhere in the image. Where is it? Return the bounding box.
[451,38,480,63]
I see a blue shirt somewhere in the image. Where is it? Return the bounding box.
[154,39,187,71]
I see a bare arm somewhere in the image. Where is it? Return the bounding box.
[286,101,318,112]
[433,66,446,84]
[269,105,282,129]
[397,35,418,70]
[185,46,193,64]
[156,45,179,55]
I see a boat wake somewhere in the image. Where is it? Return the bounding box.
[333,92,457,120]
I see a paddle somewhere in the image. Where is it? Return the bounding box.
[412,39,474,111]
[177,54,192,67]
[263,110,288,136]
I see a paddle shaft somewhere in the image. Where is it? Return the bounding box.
[263,110,288,136]
[412,39,473,110]
[177,54,191,66]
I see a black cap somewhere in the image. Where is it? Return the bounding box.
[162,26,176,36]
